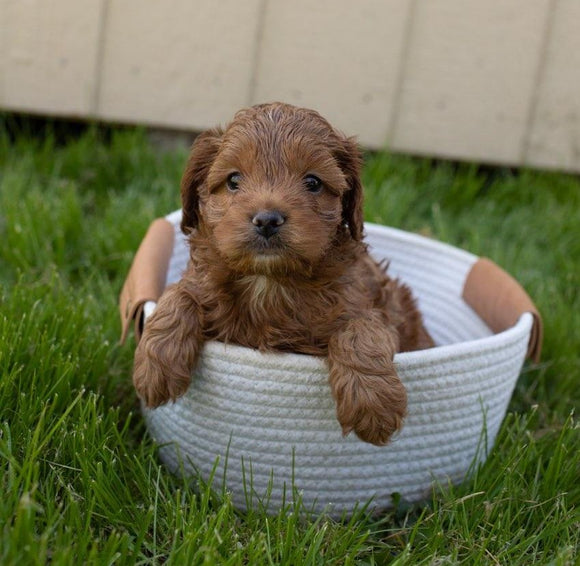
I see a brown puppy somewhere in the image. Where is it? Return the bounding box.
[133,102,433,446]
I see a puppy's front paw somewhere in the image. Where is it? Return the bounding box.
[332,363,407,445]
[130,282,204,408]
[133,341,192,408]
[327,314,407,446]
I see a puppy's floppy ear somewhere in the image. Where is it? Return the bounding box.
[335,136,364,241]
[180,127,224,234]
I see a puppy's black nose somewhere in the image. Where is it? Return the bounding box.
[252,210,285,239]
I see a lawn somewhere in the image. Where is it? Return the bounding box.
[0,118,578,565]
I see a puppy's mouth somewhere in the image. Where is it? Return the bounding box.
[245,238,289,270]
[248,234,285,256]
[238,233,311,276]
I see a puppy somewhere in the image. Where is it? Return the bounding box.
[133,102,433,446]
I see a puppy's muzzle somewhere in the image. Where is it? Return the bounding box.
[252,210,286,239]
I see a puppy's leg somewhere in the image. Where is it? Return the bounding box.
[327,310,407,446]
[133,281,203,407]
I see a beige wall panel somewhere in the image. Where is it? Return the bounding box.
[526,1,580,171]
[253,0,411,146]
[392,1,550,164]
[97,0,262,130]
[0,1,6,103]
[0,0,104,116]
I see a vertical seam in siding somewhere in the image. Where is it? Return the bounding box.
[385,0,417,150]
[91,0,110,118]
[247,0,269,107]
[521,0,557,165]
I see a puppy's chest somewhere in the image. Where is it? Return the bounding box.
[203,275,343,353]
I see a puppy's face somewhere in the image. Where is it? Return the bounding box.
[181,103,363,276]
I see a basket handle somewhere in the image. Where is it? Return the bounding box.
[462,258,543,362]
[119,218,174,344]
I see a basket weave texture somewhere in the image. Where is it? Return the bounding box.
[143,211,532,514]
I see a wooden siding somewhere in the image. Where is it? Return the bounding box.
[1,0,578,171]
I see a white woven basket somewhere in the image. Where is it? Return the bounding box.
[140,211,533,516]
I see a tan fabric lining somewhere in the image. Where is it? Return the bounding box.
[119,218,175,343]
[462,257,543,362]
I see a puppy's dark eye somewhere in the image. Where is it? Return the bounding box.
[226,172,242,192]
[304,175,323,193]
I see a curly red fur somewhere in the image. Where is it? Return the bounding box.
[133,102,434,445]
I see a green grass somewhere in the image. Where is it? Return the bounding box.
[0,117,578,565]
